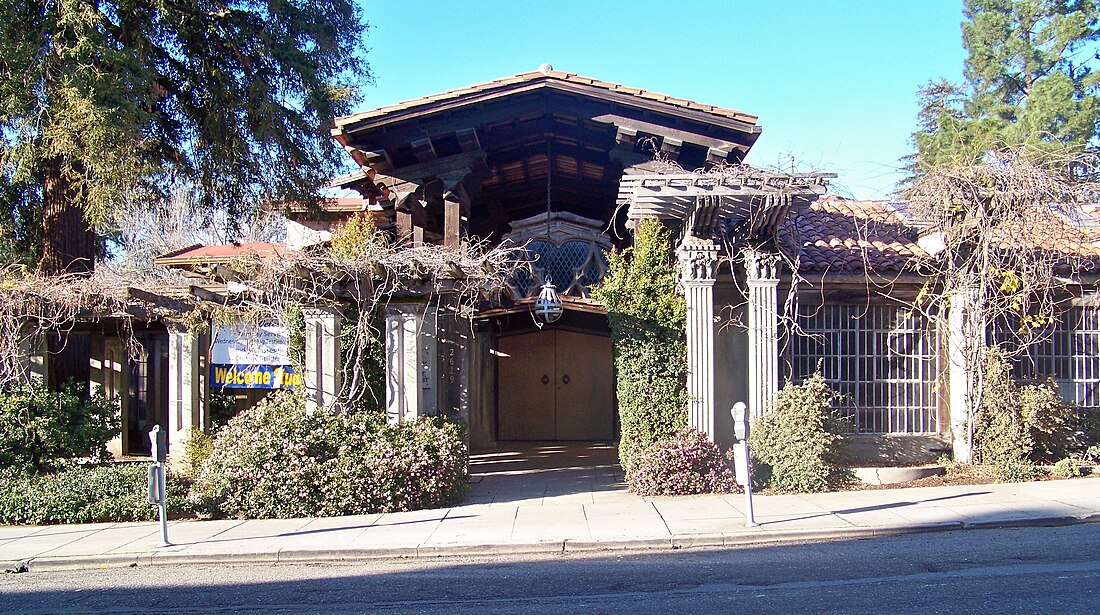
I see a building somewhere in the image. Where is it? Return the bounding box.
[44,67,1100,466]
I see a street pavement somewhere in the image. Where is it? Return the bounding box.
[2,443,1098,572]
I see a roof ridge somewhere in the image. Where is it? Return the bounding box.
[336,69,758,127]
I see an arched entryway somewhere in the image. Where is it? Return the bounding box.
[497,328,615,441]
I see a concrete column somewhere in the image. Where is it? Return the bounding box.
[743,249,781,418]
[947,290,977,463]
[436,301,470,422]
[303,307,342,413]
[167,327,204,465]
[678,236,720,441]
[384,303,438,423]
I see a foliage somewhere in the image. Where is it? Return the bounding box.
[329,212,380,261]
[974,347,1077,464]
[627,429,739,496]
[0,381,119,474]
[0,1,369,270]
[989,458,1041,482]
[190,392,468,519]
[591,218,687,473]
[340,305,386,418]
[180,428,214,479]
[0,463,192,525]
[912,0,1100,169]
[749,371,848,492]
[1052,456,1084,478]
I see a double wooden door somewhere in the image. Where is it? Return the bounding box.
[497,330,614,441]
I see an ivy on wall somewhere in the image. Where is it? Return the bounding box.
[592,218,687,474]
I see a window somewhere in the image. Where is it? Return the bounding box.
[790,304,938,434]
[1011,306,1100,413]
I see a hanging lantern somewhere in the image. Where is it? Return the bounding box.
[533,279,563,324]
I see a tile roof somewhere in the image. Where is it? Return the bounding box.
[789,196,1100,274]
[784,196,928,273]
[336,70,759,128]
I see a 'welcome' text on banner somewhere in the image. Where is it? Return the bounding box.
[211,364,302,390]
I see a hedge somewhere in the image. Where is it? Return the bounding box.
[0,463,191,525]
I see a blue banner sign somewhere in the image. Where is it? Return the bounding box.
[211,364,302,390]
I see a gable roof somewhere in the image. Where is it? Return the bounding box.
[335,69,759,130]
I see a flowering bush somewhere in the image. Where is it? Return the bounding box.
[190,392,467,519]
[627,429,739,496]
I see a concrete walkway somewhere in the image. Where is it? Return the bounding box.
[3,443,1099,572]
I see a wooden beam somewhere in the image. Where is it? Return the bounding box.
[594,114,751,159]
[411,138,437,163]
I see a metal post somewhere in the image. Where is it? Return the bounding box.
[148,426,171,547]
[731,402,758,528]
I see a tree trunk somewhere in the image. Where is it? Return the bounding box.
[41,158,97,274]
[41,157,96,392]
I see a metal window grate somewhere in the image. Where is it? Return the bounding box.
[1010,307,1100,419]
[790,305,938,434]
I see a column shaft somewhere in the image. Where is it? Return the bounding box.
[167,328,204,467]
[679,238,720,441]
[304,307,342,413]
[744,250,780,418]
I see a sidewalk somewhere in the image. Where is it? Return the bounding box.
[3,465,1098,572]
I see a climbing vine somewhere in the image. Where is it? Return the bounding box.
[592,217,687,474]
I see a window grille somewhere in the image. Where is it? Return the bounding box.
[508,239,609,299]
[1009,306,1100,416]
[790,304,938,434]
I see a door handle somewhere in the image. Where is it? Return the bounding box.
[562,374,570,385]
[541,375,550,385]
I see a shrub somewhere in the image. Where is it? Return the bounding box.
[591,218,687,473]
[191,392,467,518]
[975,348,1076,465]
[749,371,848,492]
[628,429,738,496]
[0,381,119,474]
[0,463,192,524]
[989,458,1040,482]
[1052,457,1083,478]
[179,427,214,478]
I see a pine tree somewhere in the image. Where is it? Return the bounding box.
[0,1,370,273]
[912,0,1100,168]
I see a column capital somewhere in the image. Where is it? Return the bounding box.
[677,237,721,284]
[742,248,781,284]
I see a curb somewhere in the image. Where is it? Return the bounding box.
[8,514,1097,573]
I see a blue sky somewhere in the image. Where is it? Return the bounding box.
[355,1,968,200]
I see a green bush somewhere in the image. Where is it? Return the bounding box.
[0,381,120,473]
[591,218,687,474]
[975,348,1076,465]
[179,428,214,478]
[989,458,1040,482]
[749,371,848,492]
[190,392,467,518]
[0,463,192,524]
[627,429,738,496]
[1052,457,1083,478]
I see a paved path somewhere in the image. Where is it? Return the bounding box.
[2,444,1098,572]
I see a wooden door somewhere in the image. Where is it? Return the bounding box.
[497,332,556,440]
[497,330,614,441]
[555,330,614,440]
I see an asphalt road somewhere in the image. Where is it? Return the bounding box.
[2,524,1098,614]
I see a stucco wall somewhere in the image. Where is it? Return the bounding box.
[713,280,748,450]
[844,434,952,466]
